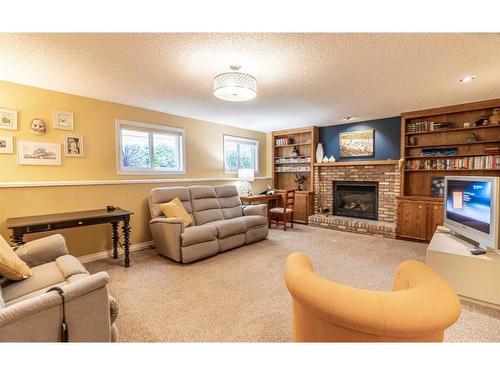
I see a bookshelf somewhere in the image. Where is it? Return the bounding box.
[272,126,318,223]
[397,98,500,241]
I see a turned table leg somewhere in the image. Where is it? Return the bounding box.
[122,216,131,268]
[10,230,25,248]
[111,221,119,259]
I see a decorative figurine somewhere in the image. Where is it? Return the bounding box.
[31,118,46,135]
[464,133,479,143]
[489,108,500,125]
[408,136,417,146]
[322,156,329,163]
[475,117,489,127]
[292,146,299,156]
[329,156,336,162]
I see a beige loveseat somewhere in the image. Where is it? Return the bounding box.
[0,234,118,342]
[149,185,269,263]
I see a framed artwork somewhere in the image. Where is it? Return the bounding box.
[0,108,18,130]
[0,135,14,154]
[54,109,74,131]
[339,129,374,157]
[430,176,445,197]
[18,141,61,166]
[64,135,84,157]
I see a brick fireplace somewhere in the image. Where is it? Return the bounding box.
[309,161,401,238]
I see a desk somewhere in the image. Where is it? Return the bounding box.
[7,208,133,268]
[240,194,281,226]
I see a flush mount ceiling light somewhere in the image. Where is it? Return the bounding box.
[213,65,257,102]
[343,116,355,121]
[460,75,475,83]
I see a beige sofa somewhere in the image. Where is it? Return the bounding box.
[149,185,269,263]
[0,234,118,342]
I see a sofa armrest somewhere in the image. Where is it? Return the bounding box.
[15,234,69,268]
[0,272,113,342]
[149,217,184,262]
[243,204,267,218]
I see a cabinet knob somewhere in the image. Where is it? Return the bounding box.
[434,206,438,210]
[78,221,83,225]
[418,205,423,209]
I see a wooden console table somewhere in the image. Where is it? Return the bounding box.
[7,208,133,268]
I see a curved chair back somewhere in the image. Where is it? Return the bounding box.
[285,252,461,342]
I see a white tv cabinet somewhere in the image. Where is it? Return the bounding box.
[426,228,500,308]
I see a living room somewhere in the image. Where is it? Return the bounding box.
[1,2,500,374]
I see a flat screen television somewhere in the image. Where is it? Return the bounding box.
[444,176,500,250]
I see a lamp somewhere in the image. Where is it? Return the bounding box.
[238,168,254,197]
[213,65,257,102]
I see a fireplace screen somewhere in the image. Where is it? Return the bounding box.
[333,181,378,220]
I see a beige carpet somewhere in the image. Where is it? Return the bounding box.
[86,225,500,342]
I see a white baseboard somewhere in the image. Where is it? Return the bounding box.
[78,240,153,264]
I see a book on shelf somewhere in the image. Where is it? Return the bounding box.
[406,121,454,133]
[405,154,500,170]
[484,146,500,154]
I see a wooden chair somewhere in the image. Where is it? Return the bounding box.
[269,189,295,231]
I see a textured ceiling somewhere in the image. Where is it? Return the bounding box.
[0,33,499,132]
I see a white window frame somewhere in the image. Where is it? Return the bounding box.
[223,134,260,175]
[116,119,186,175]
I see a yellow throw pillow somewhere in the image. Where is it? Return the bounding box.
[0,235,32,281]
[160,197,192,227]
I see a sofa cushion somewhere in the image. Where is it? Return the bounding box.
[1,254,88,303]
[149,187,193,220]
[188,186,224,225]
[0,235,32,281]
[214,185,243,219]
[205,218,247,239]
[160,197,193,227]
[238,215,268,229]
[181,225,218,247]
[0,284,4,308]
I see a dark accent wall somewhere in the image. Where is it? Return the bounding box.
[318,116,401,161]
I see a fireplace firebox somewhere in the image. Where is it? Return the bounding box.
[333,181,378,220]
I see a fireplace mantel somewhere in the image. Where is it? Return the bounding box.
[314,160,398,167]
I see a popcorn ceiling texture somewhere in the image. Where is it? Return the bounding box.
[1,33,499,131]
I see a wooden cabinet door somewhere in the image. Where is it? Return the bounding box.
[426,203,444,241]
[397,200,427,240]
[293,193,307,223]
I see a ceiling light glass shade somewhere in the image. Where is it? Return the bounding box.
[213,72,257,102]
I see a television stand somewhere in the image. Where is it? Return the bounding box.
[426,228,500,308]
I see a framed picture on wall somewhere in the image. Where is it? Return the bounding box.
[0,135,14,154]
[18,141,62,166]
[339,129,374,157]
[54,109,74,131]
[64,135,84,157]
[0,108,18,130]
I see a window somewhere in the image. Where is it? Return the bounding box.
[116,120,185,174]
[224,135,259,174]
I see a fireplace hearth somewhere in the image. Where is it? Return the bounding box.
[333,181,378,220]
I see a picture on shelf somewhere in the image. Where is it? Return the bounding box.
[339,129,374,157]
[18,141,62,166]
[431,176,445,197]
[0,108,17,130]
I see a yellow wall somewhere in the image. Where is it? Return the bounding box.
[0,81,270,257]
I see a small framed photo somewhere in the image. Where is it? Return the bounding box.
[0,135,14,154]
[64,135,84,157]
[18,141,61,166]
[54,109,74,131]
[0,108,18,130]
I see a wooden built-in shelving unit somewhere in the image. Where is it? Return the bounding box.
[272,126,318,223]
[397,98,500,242]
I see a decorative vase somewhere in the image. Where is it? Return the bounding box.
[316,143,324,163]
